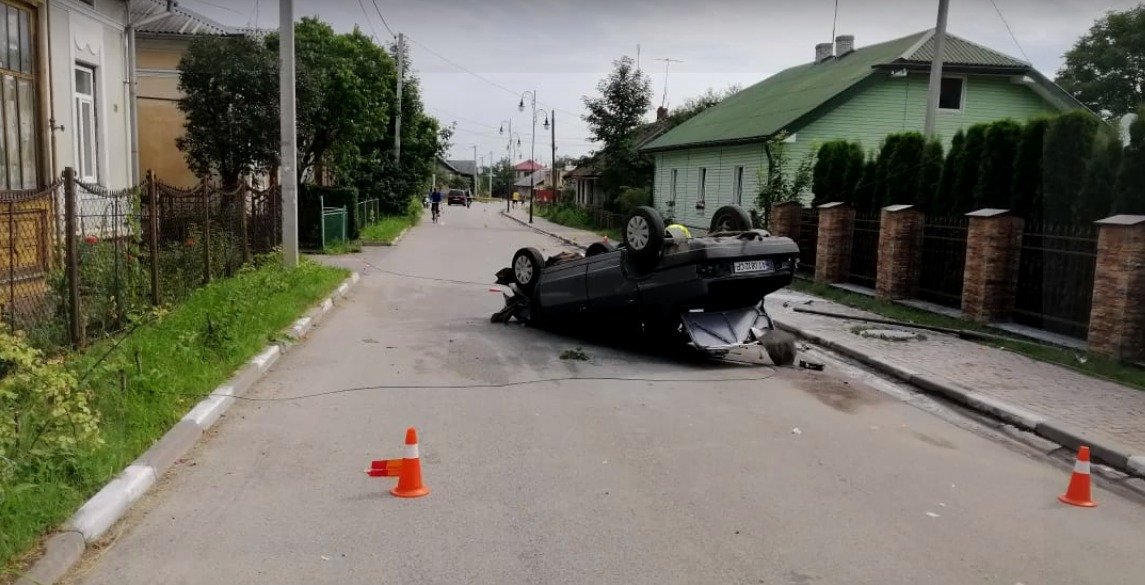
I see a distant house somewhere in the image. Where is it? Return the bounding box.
[513,159,544,181]
[132,0,239,186]
[641,30,1087,229]
[568,109,675,208]
[513,169,562,200]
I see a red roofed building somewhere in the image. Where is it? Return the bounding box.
[513,160,546,181]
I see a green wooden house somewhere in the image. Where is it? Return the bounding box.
[641,30,1086,228]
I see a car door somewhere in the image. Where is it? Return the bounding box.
[585,250,640,314]
[535,258,589,318]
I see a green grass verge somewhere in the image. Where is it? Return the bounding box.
[1,258,348,575]
[361,214,418,245]
[535,206,621,242]
[788,278,1145,390]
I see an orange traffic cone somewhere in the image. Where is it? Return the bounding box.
[364,427,430,498]
[1058,446,1096,507]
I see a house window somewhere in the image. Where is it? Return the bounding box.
[74,64,98,183]
[733,166,744,204]
[669,169,678,207]
[0,1,38,189]
[939,77,964,110]
[697,167,707,210]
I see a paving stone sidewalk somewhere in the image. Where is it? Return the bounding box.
[507,207,1145,464]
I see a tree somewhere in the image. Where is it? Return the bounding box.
[882,132,926,208]
[1042,110,1100,223]
[1113,116,1145,214]
[756,140,813,225]
[583,56,654,201]
[176,34,279,188]
[951,124,988,215]
[490,158,516,197]
[974,120,1023,209]
[666,85,741,125]
[935,130,965,216]
[915,139,944,211]
[1056,5,1145,117]
[1077,133,1123,222]
[851,156,879,213]
[1011,118,1050,220]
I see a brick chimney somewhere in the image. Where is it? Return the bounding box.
[656,106,668,121]
[835,35,854,56]
[815,42,833,62]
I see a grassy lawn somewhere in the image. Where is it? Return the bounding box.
[1,258,348,577]
[535,206,621,242]
[788,278,1145,390]
[361,214,418,245]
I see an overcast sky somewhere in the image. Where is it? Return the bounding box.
[183,0,1139,165]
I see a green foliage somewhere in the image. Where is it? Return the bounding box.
[300,185,359,247]
[1042,110,1101,223]
[812,140,865,207]
[1113,116,1145,214]
[952,124,988,215]
[974,120,1023,209]
[915,139,944,212]
[664,85,741,126]
[1011,118,1050,220]
[851,157,879,214]
[881,132,926,209]
[176,35,279,187]
[0,331,99,484]
[490,158,517,197]
[756,140,813,223]
[1076,133,1123,222]
[615,186,652,212]
[935,130,965,215]
[583,56,655,201]
[1055,5,1145,117]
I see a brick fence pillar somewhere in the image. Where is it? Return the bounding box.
[1087,215,1145,360]
[961,209,1023,322]
[815,202,855,284]
[876,204,924,300]
[769,201,802,239]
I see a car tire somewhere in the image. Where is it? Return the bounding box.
[623,206,666,262]
[710,205,753,233]
[511,247,545,293]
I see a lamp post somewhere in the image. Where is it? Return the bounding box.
[518,91,549,224]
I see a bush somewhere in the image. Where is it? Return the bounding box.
[1042,110,1100,223]
[951,123,988,214]
[935,130,965,215]
[1076,133,1122,222]
[0,330,99,485]
[615,186,652,212]
[1011,118,1050,220]
[1113,115,1145,214]
[882,132,926,208]
[915,139,944,212]
[300,185,360,246]
[812,140,864,206]
[851,156,879,213]
[974,119,1023,209]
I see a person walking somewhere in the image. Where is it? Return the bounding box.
[512,191,521,209]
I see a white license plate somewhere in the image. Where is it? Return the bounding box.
[733,259,773,273]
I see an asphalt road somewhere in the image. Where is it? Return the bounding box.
[69,202,1145,585]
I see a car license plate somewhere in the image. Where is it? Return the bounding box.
[733,259,773,274]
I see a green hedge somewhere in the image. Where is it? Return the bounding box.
[300,185,360,247]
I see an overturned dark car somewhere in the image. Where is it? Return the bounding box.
[493,204,800,364]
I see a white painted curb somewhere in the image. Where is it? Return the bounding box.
[21,271,361,585]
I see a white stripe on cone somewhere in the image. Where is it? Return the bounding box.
[404,444,420,459]
[1074,459,1091,474]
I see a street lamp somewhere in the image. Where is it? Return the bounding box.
[499,120,523,212]
[519,91,549,224]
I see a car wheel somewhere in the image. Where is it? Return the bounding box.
[710,205,753,233]
[624,206,666,262]
[511,247,545,293]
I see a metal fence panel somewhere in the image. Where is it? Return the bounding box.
[847,211,880,288]
[1013,223,1097,339]
[917,216,968,308]
[796,208,818,275]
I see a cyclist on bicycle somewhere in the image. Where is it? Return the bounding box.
[429,187,443,222]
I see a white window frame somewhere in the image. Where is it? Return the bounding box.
[669,168,678,207]
[938,75,966,111]
[697,167,707,209]
[733,166,744,204]
[74,63,98,183]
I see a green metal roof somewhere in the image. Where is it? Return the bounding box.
[642,30,1036,152]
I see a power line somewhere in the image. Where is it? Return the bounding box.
[987,0,1031,63]
[370,0,398,38]
[181,0,245,17]
[354,0,382,40]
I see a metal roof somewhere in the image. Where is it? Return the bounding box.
[905,32,1028,67]
[447,160,478,176]
[131,0,236,37]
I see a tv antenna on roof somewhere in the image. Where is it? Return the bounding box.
[655,57,684,109]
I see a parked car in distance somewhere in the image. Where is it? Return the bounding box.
[447,189,468,206]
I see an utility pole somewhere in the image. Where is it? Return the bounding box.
[489,151,494,196]
[473,144,479,193]
[550,110,557,200]
[394,32,404,163]
[500,119,513,212]
[279,0,298,268]
[923,0,950,139]
[655,57,684,109]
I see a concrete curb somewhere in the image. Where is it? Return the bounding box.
[500,211,588,250]
[15,271,361,585]
[772,316,1144,480]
